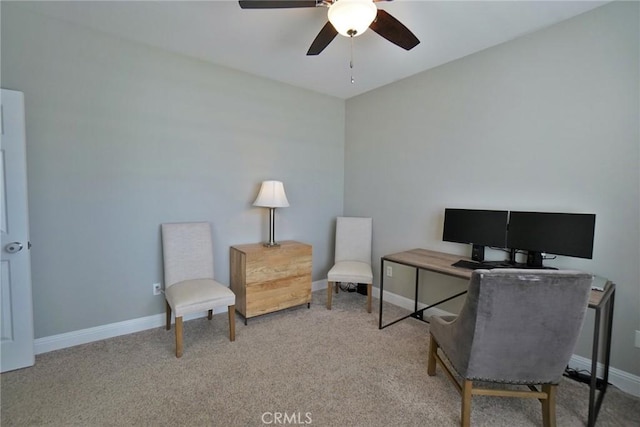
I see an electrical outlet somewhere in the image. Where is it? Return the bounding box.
[635,330,640,348]
[153,283,162,296]
[386,266,393,277]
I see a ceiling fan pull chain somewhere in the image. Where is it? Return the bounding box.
[350,35,355,84]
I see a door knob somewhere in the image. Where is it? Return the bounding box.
[5,242,23,253]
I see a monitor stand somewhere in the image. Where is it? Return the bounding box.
[502,250,557,270]
[526,251,544,268]
[471,244,485,262]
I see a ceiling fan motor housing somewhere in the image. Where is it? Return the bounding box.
[328,0,378,37]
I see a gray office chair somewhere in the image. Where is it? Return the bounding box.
[161,222,236,358]
[326,217,373,312]
[427,269,592,427]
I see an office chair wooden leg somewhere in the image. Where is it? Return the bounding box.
[228,305,236,342]
[208,309,213,320]
[327,281,333,309]
[165,300,172,331]
[366,283,372,313]
[541,384,556,427]
[175,316,183,358]
[461,380,473,427]
[427,334,438,376]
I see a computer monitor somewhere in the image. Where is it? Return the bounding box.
[442,209,508,261]
[507,211,596,267]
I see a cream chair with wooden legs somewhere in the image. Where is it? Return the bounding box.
[427,269,592,427]
[161,222,236,358]
[326,217,373,313]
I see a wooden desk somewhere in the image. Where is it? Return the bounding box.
[378,248,615,427]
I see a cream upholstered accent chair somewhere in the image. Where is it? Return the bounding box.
[427,269,592,427]
[326,217,373,313]
[161,222,236,358]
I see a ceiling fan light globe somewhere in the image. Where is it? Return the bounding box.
[328,0,377,38]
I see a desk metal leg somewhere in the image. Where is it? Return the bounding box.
[564,284,615,427]
[603,289,615,387]
[587,289,615,427]
[588,306,601,427]
[413,268,420,319]
[414,290,467,320]
[378,258,385,329]
[379,259,467,329]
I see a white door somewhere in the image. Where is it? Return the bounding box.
[0,88,35,372]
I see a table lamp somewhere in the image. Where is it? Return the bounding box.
[253,180,289,247]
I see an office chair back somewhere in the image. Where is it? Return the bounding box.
[162,222,215,288]
[460,269,592,383]
[334,217,372,265]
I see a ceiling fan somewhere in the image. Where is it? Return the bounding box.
[238,0,420,56]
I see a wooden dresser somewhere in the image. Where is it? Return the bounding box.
[230,240,312,323]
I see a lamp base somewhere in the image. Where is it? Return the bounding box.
[262,207,281,248]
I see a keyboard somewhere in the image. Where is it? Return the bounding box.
[451,260,511,270]
[452,259,558,270]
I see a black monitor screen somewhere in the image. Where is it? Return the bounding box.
[442,209,508,248]
[507,211,596,259]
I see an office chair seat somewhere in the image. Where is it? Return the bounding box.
[327,260,373,284]
[166,278,236,318]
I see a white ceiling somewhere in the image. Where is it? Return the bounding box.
[21,0,610,99]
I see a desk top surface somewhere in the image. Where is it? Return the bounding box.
[382,248,614,307]
[383,248,473,280]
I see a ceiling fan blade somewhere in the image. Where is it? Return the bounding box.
[239,1,319,9]
[369,9,420,51]
[307,21,338,56]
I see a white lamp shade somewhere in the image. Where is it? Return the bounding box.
[328,0,377,37]
[253,180,290,208]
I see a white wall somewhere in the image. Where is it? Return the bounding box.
[2,0,638,381]
[1,4,345,338]
[345,2,639,376]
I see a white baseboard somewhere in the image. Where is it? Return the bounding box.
[34,310,215,355]
[311,279,326,293]
[35,279,639,398]
[568,354,640,397]
[35,280,326,355]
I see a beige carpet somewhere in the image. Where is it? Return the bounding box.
[1,290,639,426]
